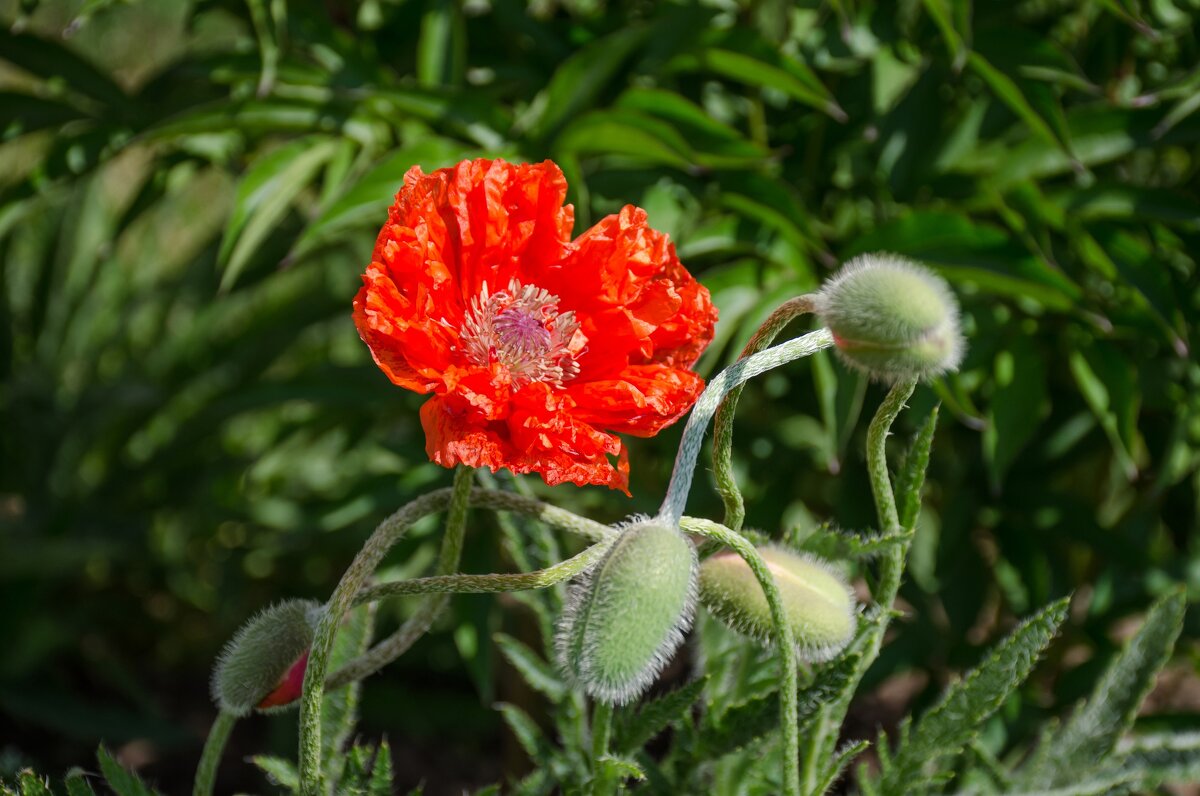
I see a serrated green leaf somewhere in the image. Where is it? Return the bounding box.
[96,747,159,796]
[368,739,394,796]
[614,676,707,754]
[1116,731,1200,787]
[699,651,862,757]
[897,405,939,532]
[15,772,51,796]
[496,702,556,768]
[812,739,870,795]
[1029,591,1187,787]
[594,755,645,783]
[494,632,566,702]
[876,598,1069,794]
[251,755,300,789]
[63,772,98,796]
[795,525,910,560]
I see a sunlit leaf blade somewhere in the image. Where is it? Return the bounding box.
[874,598,1069,794]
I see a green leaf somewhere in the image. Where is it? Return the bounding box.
[518,25,650,141]
[875,598,1069,793]
[368,739,394,796]
[1029,591,1187,787]
[896,405,939,533]
[699,651,862,757]
[984,338,1048,491]
[554,110,695,170]
[1117,732,1200,787]
[63,772,98,796]
[967,52,1074,162]
[417,0,466,89]
[496,702,557,768]
[614,676,707,754]
[289,138,472,260]
[1068,346,1140,480]
[494,632,566,702]
[594,755,646,784]
[14,772,51,796]
[251,755,300,790]
[844,211,1082,311]
[96,746,160,796]
[218,136,338,291]
[670,30,843,120]
[811,739,871,795]
[0,30,128,109]
[794,525,911,560]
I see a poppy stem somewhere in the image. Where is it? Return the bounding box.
[682,519,802,796]
[659,327,835,527]
[712,295,819,532]
[349,538,614,606]
[192,710,236,796]
[326,488,614,689]
[297,470,473,796]
[800,377,917,790]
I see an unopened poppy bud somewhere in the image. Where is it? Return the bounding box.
[814,254,964,382]
[699,547,855,663]
[557,520,698,705]
[211,599,321,716]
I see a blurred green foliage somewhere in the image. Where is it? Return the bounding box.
[1,0,1198,791]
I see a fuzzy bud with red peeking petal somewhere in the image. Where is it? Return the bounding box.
[211,599,320,716]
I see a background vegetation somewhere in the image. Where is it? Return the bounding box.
[1,0,1198,792]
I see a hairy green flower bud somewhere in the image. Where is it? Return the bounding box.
[211,599,321,716]
[558,520,698,705]
[815,254,964,381]
[699,547,855,662]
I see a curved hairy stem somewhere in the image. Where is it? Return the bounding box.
[590,700,616,796]
[297,472,471,796]
[351,540,611,606]
[868,378,917,606]
[192,710,236,796]
[327,488,613,688]
[660,328,835,526]
[801,377,917,791]
[713,295,819,531]
[684,520,801,796]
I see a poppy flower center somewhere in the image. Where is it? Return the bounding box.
[460,279,581,389]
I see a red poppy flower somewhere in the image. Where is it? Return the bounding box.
[353,158,717,493]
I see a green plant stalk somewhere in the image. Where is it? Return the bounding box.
[801,377,917,791]
[712,295,819,531]
[660,327,835,525]
[684,519,802,796]
[327,488,613,688]
[591,700,616,796]
[351,540,611,605]
[297,470,473,796]
[192,710,236,796]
